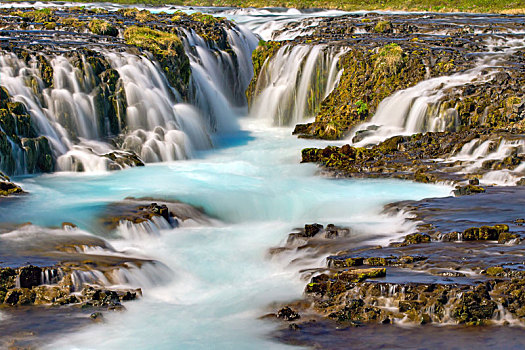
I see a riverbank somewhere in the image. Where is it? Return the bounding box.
[35,0,525,15]
[1,3,525,349]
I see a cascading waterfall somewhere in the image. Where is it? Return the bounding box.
[349,38,525,148]
[447,138,525,185]
[249,44,347,126]
[103,52,212,163]
[349,66,493,147]
[181,26,258,132]
[0,23,258,174]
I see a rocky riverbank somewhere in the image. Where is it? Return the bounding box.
[268,186,525,347]
[0,196,214,348]
[0,5,250,179]
[238,10,525,346]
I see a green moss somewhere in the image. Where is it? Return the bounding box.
[13,8,56,23]
[462,224,509,241]
[246,41,283,103]
[190,12,222,25]
[486,266,504,276]
[124,26,183,56]
[374,20,393,33]
[44,21,56,30]
[374,43,405,75]
[124,26,190,92]
[404,233,431,244]
[88,19,118,37]
[364,257,388,266]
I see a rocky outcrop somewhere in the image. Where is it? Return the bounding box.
[301,131,525,185]
[99,197,212,232]
[0,172,23,196]
[0,265,140,308]
[0,87,54,175]
[271,186,525,335]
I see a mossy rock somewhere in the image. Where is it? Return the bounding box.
[403,233,431,244]
[88,19,118,37]
[337,267,386,282]
[374,20,393,33]
[462,224,509,241]
[124,26,190,94]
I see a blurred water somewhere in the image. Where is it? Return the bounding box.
[2,120,452,349]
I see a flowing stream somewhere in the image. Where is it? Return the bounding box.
[8,120,450,349]
[0,4,461,349]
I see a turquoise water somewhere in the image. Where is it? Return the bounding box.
[2,119,452,349]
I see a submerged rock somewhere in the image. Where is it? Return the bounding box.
[100,197,212,232]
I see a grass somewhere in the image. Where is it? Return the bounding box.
[124,26,183,56]
[88,19,118,36]
[36,0,525,14]
[374,43,404,75]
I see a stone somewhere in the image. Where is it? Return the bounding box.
[18,265,42,288]
[277,307,300,321]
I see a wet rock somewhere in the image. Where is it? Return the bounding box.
[90,311,104,322]
[454,185,486,196]
[4,288,35,305]
[403,233,431,245]
[102,150,145,170]
[0,174,24,196]
[304,224,323,237]
[101,197,210,231]
[462,224,509,241]
[452,285,497,325]
[277,307,300,321]
[18,265,42,288]
[327,256,364,268]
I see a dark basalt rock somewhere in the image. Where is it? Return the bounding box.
[18,265,42,289]
[277,307,300,321]
[304,223,323,237]
[301,131,525,185]
[102,150,145,170]
[454,184,486,196]
[100,197,211,231]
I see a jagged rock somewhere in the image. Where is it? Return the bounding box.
[454,185,486,196]
[304,223,323,237]
[18,265,42,288]
[277,307,300,321]
[102,150,145,170]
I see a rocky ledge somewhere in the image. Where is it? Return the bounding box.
[0,196,212,347]
[301,130,525,186]
[268,186,525,346]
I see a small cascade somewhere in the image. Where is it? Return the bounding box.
[0,52,127,172]
[249,44,347,126]
[104,52,212,162]
[350,66,492,147]
[70,261,171,291]
[0,22,258,174]
[220,8,347,41]
[115,216,176,240]
[181,26,258,132]
[447,137,525,185]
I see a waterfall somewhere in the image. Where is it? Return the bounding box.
[349,38,525,147]
[103,52,212,163]
[181,26,258,132]
[447,138,525,185]
[349,66,492,147]
[0,24,258,174]
[249,44,347,126]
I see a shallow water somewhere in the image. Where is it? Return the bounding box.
[2,4,502,348]
[1,119,451,349]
